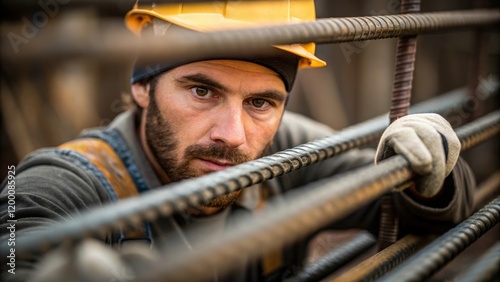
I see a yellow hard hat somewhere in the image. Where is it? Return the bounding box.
[125,0,326,69]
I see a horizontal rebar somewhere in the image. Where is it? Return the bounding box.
[457,110,500,151]
[1,9,498,62]
[136,111,500,281]
[4,88,497,258]
[378,196,500,282]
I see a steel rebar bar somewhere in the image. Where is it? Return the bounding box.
[379,0,421,252]
[2,10,499,62]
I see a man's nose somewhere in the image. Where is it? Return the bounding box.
[209,106,246,148]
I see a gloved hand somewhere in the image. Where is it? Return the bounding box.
[375,113,461,198]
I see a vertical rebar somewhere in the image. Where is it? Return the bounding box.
[389,0,420,122]
[379,0,421,251]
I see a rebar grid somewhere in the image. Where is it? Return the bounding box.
[135,111,500,281]
[2,10,499,61]
[379,196,500,282]
[4,90,496,258]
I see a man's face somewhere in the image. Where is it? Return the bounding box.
[141,60,287,207]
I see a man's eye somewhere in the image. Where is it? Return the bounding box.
[251,99,269,108]
[191,87,210,97]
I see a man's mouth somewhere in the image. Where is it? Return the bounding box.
[198,158,237,171]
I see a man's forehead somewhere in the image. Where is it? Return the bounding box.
[167,60,287,95]
[173,60,283,77]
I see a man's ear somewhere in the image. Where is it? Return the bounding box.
[131,82,150,109]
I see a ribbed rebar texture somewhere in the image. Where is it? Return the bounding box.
[456,110,500,150]
[377,194,400,250]
[380,0,421,252]
[389,0,421,122]
[389,35,418,121]
[379,196,500,282]
[288,232,376,282]
[2,10,499,61]
[455,241,500,282]
[3,90,496,258]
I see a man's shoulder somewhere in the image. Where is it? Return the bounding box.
[11,146,94,186]
[2,145,112,205]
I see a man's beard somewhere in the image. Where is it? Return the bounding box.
[145,90,271,208]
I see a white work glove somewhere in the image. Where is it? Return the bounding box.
[375,113,461,198]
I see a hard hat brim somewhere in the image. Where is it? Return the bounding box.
[126,9,326,68]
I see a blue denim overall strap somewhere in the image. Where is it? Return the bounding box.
[54,127,153,247]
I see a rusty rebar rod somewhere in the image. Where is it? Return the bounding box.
[135,111,500,281]
[379,196,500,282]
[4,89,497,258]
[379,0,421,252]
[1,10,498,62]
[389,0,420,122]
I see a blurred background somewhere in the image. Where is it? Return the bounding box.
[1,1,499,280]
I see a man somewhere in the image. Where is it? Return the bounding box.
[1,1,476,281]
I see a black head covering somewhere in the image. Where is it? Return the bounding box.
[131,24,300,91]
